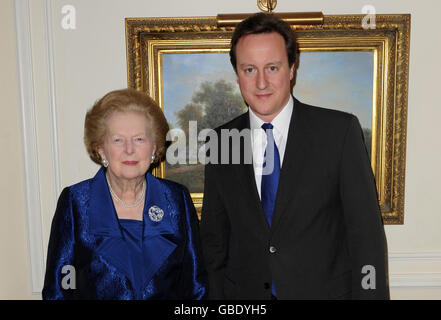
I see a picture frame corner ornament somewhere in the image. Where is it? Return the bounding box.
[257,0,277,13]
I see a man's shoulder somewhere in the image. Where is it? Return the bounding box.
[294,99,361,141]
[296,99,355,124]
[214,111,249,132]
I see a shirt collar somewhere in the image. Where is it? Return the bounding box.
[249,95,294,138]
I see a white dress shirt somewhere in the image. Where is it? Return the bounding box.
[249,95,294,199]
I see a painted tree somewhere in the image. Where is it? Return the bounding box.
[175,103,204,138]
[193,80,246,130]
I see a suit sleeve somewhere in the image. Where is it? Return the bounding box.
[42,187,76,300]
[199,163,230,299]
[339,115,389,299]
[179,187,208,300]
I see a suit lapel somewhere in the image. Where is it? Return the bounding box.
[271,98,313,232]
[231,112,270,231]
[88,168,134,284]
[141,172,178,287]
[234,162,270,231]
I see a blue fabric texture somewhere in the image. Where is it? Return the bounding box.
[118,219,144,299]
[260,123,281,297]
[42,167,207,300]
[260,123,281,226]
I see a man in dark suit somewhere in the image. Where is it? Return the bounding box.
[200,13,388,299]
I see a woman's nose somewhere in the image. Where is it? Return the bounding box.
[125,140,134,154]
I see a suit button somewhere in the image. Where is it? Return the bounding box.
[264,282,270,290]
[269,246,277,253]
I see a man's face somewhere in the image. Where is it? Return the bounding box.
[235,32,294,123]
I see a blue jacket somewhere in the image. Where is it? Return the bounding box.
[42,167,207,299]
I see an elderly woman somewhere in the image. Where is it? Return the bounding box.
[42,89,206,299]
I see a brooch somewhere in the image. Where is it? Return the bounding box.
[148,205,164,222]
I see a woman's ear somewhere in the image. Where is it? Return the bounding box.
[97,146,105,161]
[150,145,157,164]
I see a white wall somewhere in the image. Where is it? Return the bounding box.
[2,0,441,299]
[0,0,37,299]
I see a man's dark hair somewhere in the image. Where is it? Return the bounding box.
[229,12,297,73]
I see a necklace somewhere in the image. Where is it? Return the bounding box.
[106,174,146,208]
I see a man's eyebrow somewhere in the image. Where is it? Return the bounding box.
[265,61,282,66]
[238,61,283,68]
[238,63,256,68]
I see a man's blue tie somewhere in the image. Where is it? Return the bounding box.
[261,123,280,226]
[260,123,280,298]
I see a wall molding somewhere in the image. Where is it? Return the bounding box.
[389,253,441,288]
[45,0,61,197]
[389,252,441,261]
[15,0,61,296]
[15,0,45,295]
[390,273,441,288]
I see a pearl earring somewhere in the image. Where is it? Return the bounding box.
[102,159,109,168]
[151,155,155,163]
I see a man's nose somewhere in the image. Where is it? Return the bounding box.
[256,70,268,90]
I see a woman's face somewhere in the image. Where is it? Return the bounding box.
[98,110,155,181]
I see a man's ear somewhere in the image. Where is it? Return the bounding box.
[289,64,295,81]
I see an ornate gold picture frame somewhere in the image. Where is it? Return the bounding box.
[125,14,410,224]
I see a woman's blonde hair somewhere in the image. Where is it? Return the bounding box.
[84,88,169,167]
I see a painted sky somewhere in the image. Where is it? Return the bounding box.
[162,51,373,130]
[293,51,373,129]
[162,53,238,128]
